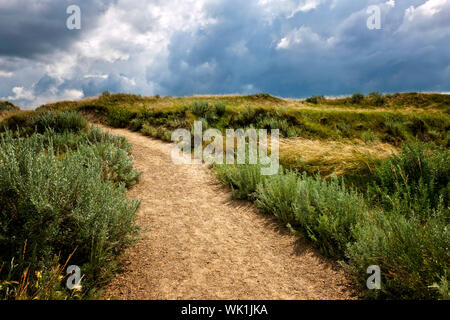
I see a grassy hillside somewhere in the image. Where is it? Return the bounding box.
[0,100,20,112]
[1,92,449,299]
[0,101,21,122]
[28,91,449,187]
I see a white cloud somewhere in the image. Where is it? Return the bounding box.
[289,0,323,17]
[276,26,333,49]
[2,86,34,101]
[386,0,395,8]
[0,70,13,77]
[398,0,450,36]
[405,0,447,21]
[258,0,324,19]
[84,74,109,79]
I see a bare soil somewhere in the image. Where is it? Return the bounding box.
[99,125,357,300]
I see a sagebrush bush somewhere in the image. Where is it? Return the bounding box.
[141,123,160,138]
[33,126,133,155]
[0,122,140,299]
[214,103,226,117]
[1,110,88,135]
[256,172,367,258]
[344,140,450,299]
[369,92,385,106]
[85,126,132,152]
[305,95,325,104]
[107,109,134,128]
[369,141,449,218]
[32,111,88,133]
[346,207,449,299]
[76,142,141,188]
[128,118,144,132]
[189,102,210,118]
[214,164,265,200]
[351,93,365,104]
[255,171,300,223]
[215,146,448,299]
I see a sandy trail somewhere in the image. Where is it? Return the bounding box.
[100,125,356,300]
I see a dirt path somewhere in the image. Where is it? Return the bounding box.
[100,125,356,300]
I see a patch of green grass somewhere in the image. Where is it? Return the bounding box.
[362,129,377,144]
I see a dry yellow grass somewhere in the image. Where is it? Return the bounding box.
[279,137,399,177]
[0,110,19,122]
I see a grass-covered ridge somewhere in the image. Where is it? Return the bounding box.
[32,92,450,149]
[4,91,448,299]
[0,111,141,299]
[0,101,20,112]
[27,91,449,186]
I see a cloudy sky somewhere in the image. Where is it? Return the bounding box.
[0,0,449,109]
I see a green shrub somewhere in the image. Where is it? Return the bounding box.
[255,171,300,223]
[214,164,265,200]
[345,140,450,299]
[369,141,449,218]
[23,126,132,156]
[369,92,385,106]
[31,111,88,134]
[189,102,210,118]
[351,93,365,104]
[258,118,290,135]
[346,207,449,299]
[141,123,158,137]
[107,109,134,128]
[2,111,88,135]
[383,117,408,142]
[216,162,367,259]
[256,172,367,258]
[306,95,325,104]
[0,128,140,298]
[77,142,141,188]
[233,106,258,125]
[162,129,173,142]
[128,118,144,132]
[214,103,226,117]
[362,130,377,144]
[85,126,132,152]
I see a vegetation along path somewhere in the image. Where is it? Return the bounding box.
[100,125,356,300]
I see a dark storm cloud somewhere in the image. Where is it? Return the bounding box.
[0,0,114,58]
[152,0,450,97]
